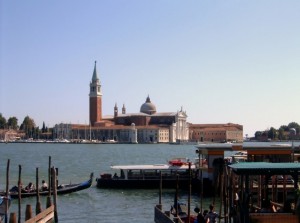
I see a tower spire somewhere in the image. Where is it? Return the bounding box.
[89,61,102,126]
[92,61,98,81]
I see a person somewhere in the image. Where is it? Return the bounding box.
[194,207,205,223]
[41,180,48,191]
[204,204,219,223]
[203,209,208,218]
[25,182,35,192]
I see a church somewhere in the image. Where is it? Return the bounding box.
[53,62,243,143]
[54,61,189,143]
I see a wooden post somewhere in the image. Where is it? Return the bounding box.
[56,168,59,188]
[9,213,16,223]
[48,156,51,197]
[52,167,58,223]
[159,171,162,205]
[47,156,52,208]
[228,169,233,223]
[218,165,224,223]
[25,204,32,220]
[227,166,230,223]
[200,167,203,213]
[18,165,22,223]
[36,167,42,214]
[188,162,191,223]
[5,159,10,223]
[175,174,179,217]
[283,175,287,203]
[258,175,262,208]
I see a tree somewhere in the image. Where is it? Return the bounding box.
[7,117,18,130]
[278,128,286,140]
[20,116,36,138]
[0,113,7,129]
[255,131,262,139]
[42,122,46,133]
[268,127,277,140]
[288,122,300,134]
[279,125,289,132]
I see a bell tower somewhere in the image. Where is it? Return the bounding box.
[89,61,102,126]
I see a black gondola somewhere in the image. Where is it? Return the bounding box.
[0,173,93,199]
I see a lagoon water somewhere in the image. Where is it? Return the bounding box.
[0,143,205,223]
[1,141,298,222]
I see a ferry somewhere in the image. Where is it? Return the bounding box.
[96,158,201,189]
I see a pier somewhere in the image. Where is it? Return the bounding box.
[1,157,58,223]
[155,143,300,223]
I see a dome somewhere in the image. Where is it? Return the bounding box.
[140,96,156,115]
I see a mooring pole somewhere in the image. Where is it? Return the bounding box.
[159,171,162,205]
[175,174,179,217]
[18,165,22,223]
[25,205,32,220]
[47,156,52,207]
[5,159,10,223]
[36,167,42,214]
[9,212,16,223]
[52,167,58,223]
[188,162,191,223]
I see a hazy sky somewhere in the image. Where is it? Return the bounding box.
[1,1,299,137]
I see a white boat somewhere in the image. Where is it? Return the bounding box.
[96,158,201,189]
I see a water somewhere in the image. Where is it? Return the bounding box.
[0,143,207,223]
[2,141,298,222]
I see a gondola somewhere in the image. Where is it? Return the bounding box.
[0,173,93,199]
[0,195,11,222]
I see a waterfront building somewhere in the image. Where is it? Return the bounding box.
[52,62,243,143]
[53,62,189,143]
[0,129,25,141]
[189,123,243,143]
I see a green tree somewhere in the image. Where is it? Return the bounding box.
[255,131,262,139]
[42,122,46,133]
[279,125,289,132]
[7,117,18,130]
[268,127,277,140]
[288,122,300,134]
[0,113,7,129]
[278,128,286,140]
[20,116,36,138]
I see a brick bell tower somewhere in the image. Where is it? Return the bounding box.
[89,61,102,126]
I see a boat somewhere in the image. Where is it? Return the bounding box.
[96,158,201,189]
[0,173,93,199]
[0,195,11,222]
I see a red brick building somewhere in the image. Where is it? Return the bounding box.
[89,61,102,126]
[189,123,243,143]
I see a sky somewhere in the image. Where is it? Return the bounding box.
[0,1,299,137]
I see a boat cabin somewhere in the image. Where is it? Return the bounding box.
[96,161,201,189]
[110,164,197,180]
